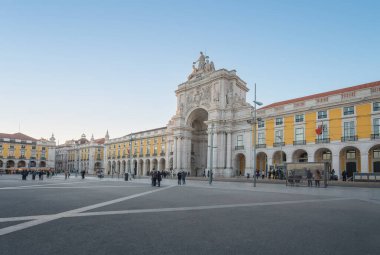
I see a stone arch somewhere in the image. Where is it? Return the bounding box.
[292,149,308,163]
[340,146,361,178]
[133,159,138,175]
[186,108,208,176]
[314,148,333,176]
[6,160,15,168]
[117,161,121,174]
[94,162,101,172]
[112,161,116,175]
[138,159,144,176]
[17,160,26,168]
[272,151,286,165]
[234,153,246,176]
[39,161,46,167]
[256,152,267,173]
[159,158,166,171]
[30,161,36,168]
[122,160,126,174]
[152,158,158,171]
[368,144,380,173]
[145,159,151,175]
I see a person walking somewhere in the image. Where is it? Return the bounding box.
[81,170,85,179]
[177,171,182,185]
[261,170,265,179]
[315,169,321,187]
[306,169,313,187]
[342,170,347,181]
[157,170,162,187]
[181,170,187,185]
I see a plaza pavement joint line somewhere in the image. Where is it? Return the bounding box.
[0,185,174,236]
[0,197,352,224]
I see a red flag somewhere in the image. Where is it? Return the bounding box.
[315,125,323,135]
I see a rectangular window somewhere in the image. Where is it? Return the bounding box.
[237,135,243,147]
[8,145,14,157]
[322,151,331,160]
[373,149,380,159]
[373,102,380,112]
[258,132,265,145]
[258,120,265,128]
[275,130,283,143]
[318,110,327,119]
[374,118,380,135]
[343,106,354,115]
[344,121,355,137]
[0,144,2,155]
[346,150,356,159]
[295,114,304,123]
[275,117,283,126]
[295,127,304,141]
[154,138,157,144]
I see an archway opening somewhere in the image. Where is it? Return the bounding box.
[293,149,308,163]
[17,161,26,168]
[159,158,165,171]
[369,145,380,173]
[340,146,360,178]
[235,153,246,176]
[187,108,208,176]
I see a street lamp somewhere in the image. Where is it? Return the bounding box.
[248,83,263,187]
[208,123,216,185]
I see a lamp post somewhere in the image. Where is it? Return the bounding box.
[249,83,263,187]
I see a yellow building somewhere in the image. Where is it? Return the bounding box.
[0,132,56,173]
[55,134,105,174]
[105,127,167,176]
[255,81,380,179]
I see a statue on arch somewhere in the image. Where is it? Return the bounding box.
[193,51,208,71]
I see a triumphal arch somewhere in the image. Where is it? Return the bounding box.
[166,52,254,177]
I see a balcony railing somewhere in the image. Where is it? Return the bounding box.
[315,138,330,144]
[145,153,150,157]
[341,135,358,142]
[371,134,380,140]
[7,156,15,159]
[256,144,266,148]
[235,145,244,150]
[152,153,157,156]
[160,152,165,156]
[293,140,306,145]
[133,154,137,158]
[273,142,285,147]
[41,157,46,160]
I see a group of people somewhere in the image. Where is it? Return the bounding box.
[306,169,322,187]
[177,170,187,185]
[20,169,53,181]
[151,169,163,187]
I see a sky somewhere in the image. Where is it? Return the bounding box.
[0,0,379,143]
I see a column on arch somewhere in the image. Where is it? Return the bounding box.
[173,137,178,171]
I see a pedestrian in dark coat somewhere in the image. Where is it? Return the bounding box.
[157,170,162,187]
[181,170,187,185]
[307,169,313,187]
[177,171,182,185]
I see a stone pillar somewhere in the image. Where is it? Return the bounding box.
[173,137,178,170]
[361,152,369,173]
[207,131,212,170]
[213,132,218,175]
[177,137,182,170]
[226,132,232,169]
[332,153,340,179]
